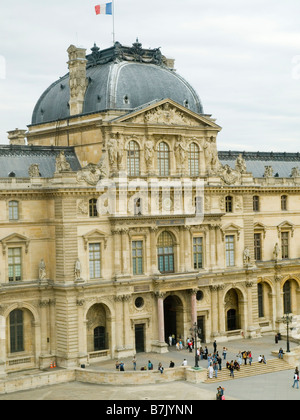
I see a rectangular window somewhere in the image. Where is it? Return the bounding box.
[225,235,235,267]
[9,201,19,221]
[89,243,101,279]
[253,196,260,212]
[8,248,22,282]
[132,241,143,275]
[193,237,203,269]
[281,232,289,259]
[254,233,262,261]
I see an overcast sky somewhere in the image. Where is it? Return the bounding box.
[1,0,300,152]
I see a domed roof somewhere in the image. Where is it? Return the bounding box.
[31,41,204,125]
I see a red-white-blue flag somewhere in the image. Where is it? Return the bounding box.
[95,3,113,15]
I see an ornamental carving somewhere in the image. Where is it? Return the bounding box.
[28,164,40,178]
[55,151,71,173]
[77,162,106,186]
[219,164,241,185]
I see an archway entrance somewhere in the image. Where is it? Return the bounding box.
[86,303,111,353]
[163,295,184,343]
[225,289,242,332]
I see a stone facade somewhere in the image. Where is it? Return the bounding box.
[0,43,300,375]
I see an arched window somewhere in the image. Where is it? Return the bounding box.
[158,142,170,177]
[10,309,24,353]
[127,141,140,176]
[189,143,200,177]
[157,231,175,273]
[89,198,98,218]
[283,281,292,314]
[94,326,106,351]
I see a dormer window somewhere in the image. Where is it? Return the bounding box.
[123,95,130,105]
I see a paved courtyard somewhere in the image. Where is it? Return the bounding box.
[0,335,299,400]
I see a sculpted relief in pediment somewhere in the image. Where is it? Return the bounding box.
[128,104,201,126]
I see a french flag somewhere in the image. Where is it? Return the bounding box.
[95,3,112,15]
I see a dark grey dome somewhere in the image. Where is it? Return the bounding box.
[31,41,204,125]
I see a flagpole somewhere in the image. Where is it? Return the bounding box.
[112,0,115,45]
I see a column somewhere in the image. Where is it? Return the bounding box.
[275,276,283,320]
[210,285,219,337]
[0,315,6,377]
[123,295,131,348]
[112,229,122,276]
[150,227,159,274]
[190,289,198,325]
[121,229,129,275]
[218,285,226,335]
[39,300,49,356]
[156,292,165,343]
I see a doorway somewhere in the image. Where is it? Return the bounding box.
[135,324,145,353]
[163,295,184,343]
[197,316,205,343]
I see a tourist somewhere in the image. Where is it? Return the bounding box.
[229,361,235,378]
[148,360,153,370]
[158,363,164,374]
[278,348,284,359]
[119,361,125,372]
[216,386,225,400]
[132,356,137,371]
[182,359,188,366]
[217,354,222,371]
[204,346,208,360]
[258,355,263,363]
[169,361,175,368]
[234,360,240,371]
[213,361,218,378]
[208,364,214,379]
[292,370,299,389]
[168,335,173,347]
[242,350,248,365]
[262,355,267,364]
[213,340,217,353]
[222,347,228,360]
[115,361,120,370]
[248,351,253,366]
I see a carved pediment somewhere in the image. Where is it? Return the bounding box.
[112,99,221,129]
[0,233,30,255]
[277,221,295,237]
[221,223,242,241]
[82,229,109,250]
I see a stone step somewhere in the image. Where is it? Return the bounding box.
[204,359,293,383]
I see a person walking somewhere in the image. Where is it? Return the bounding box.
[213,340,217,353]
[222,347,228,360]
[278,348,284,359]
[229,361,234,378]
[292,370,299,389]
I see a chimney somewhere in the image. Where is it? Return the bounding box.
[67,45,88,116]
[7,128,27,145]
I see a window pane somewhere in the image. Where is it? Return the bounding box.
[132,241,143,275]
[189,143,200,177]
[158,142,170,176]
[89,243,101,278]
[127,141,140,176]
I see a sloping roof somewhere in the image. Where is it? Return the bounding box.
[0,145,81,178]
[218,151,300,178]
